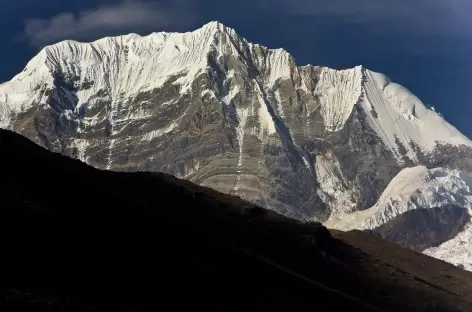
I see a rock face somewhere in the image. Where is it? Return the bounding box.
[374,205,470,252]
[2,22,472,266]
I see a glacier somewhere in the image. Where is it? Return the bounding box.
[326,166,472,270]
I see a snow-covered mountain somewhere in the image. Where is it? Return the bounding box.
[2,21,472,268]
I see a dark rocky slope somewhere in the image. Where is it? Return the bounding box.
[2,129,472,312]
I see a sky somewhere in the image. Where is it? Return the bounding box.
[1,0,471,136]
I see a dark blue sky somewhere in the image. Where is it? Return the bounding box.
[1,0,471,137]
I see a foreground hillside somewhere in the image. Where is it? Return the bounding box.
[2,128,472,312]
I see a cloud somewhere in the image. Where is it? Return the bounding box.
[24,0,472,47]
[23,0,193,46]
[270,0,472,37]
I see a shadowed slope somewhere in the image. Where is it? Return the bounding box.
[2,129,472,312]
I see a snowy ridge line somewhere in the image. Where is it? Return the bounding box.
[1,21,471,153]
[0,22,293,126]
[357,68,472,162]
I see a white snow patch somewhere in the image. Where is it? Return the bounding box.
[236,108,249,167]
[313,66,363,132]
[106,138,116,170]
[0,60,53,115]
[73,139,89,163]
[360,70,472,162]
[302,156,311,172]
[82,112,103,127]
[141,122,178,141]
[255,83,276,138]
[106,98,119,169]
[174,69,206,95]
[222,84,240,105]
[139,96,194,142]
[316,155,356,215]
[226,69,236,80]
[201,89,217,99]
[267,49,292,87]
[234,107,249,191]
[257,105,276,138]
[274,90,285,118]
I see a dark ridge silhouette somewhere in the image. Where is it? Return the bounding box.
[2,129,472,312]
[373,205,470,251]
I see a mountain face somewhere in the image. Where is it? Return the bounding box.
[3,128,472,312]
[2,22,472,267]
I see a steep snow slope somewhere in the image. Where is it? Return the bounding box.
[312,67,363,132]
[359,70,472,162]
[0,22,227,135]
[1,23,218,104]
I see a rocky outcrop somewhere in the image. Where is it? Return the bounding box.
[373,205,470,251]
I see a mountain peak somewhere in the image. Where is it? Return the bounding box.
[3,22,248,108]
[38,20,238,58]
[2,22,472,271]
[14,21,237,80]
[2,23,470,153]
[202,20,223,30]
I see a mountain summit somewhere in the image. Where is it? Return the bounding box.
[2,22,472,269]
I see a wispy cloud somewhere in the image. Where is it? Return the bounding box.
[23,0,193,46]
[270,0,472,37]
[23,0,472,47]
